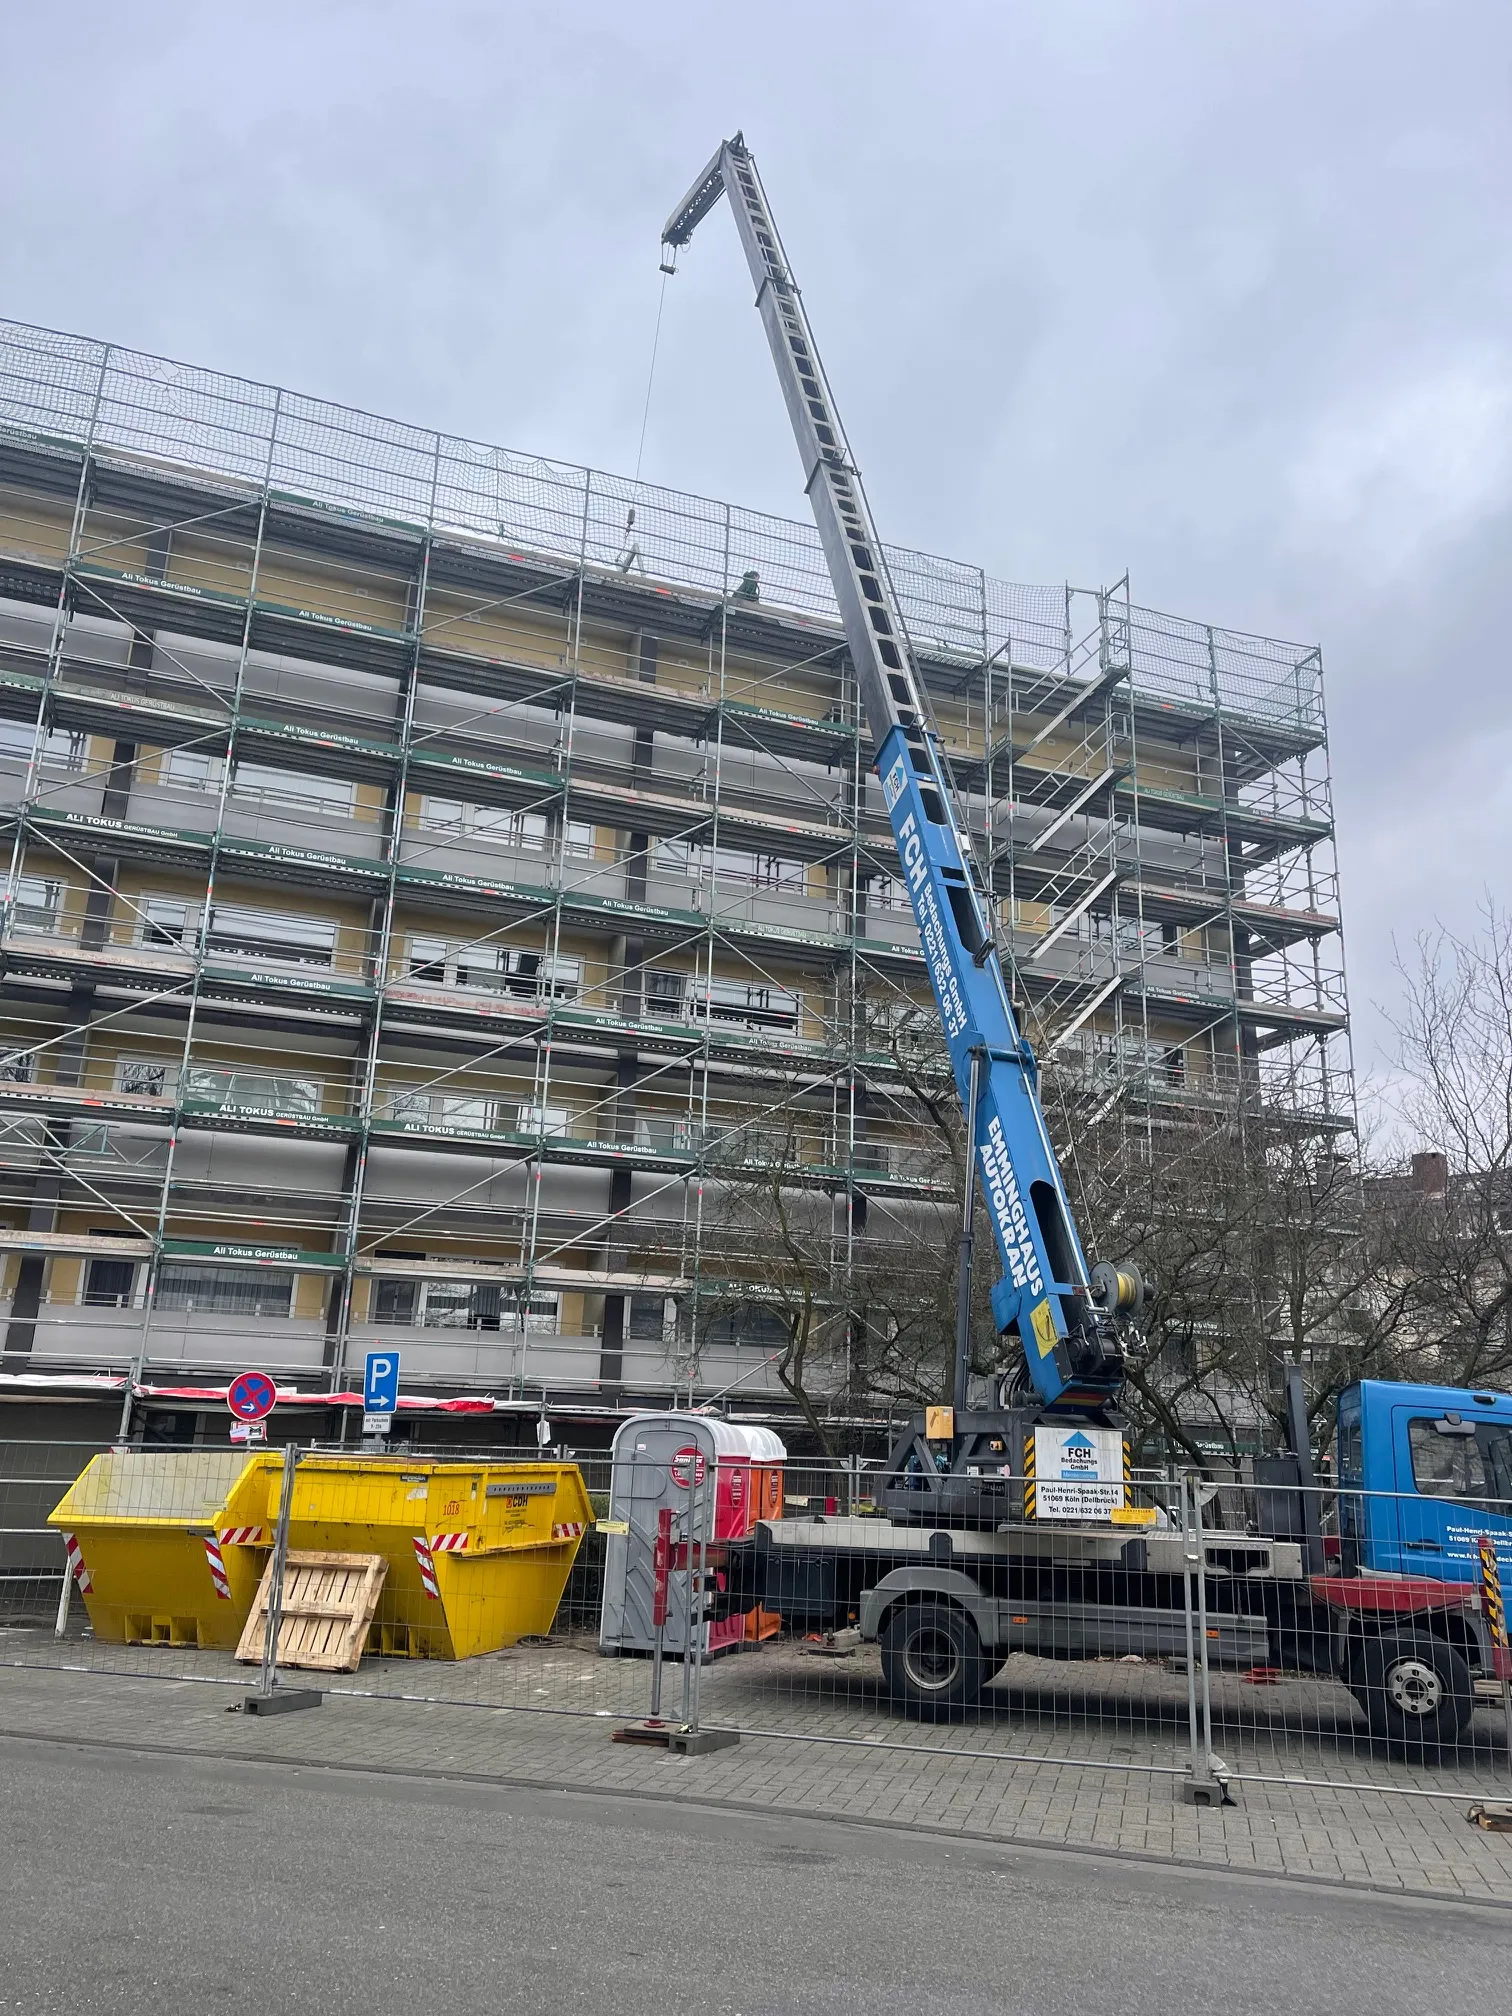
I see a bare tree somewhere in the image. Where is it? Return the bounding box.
[1379,898,1512,1388]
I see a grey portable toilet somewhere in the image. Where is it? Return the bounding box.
[598,1413,784,1656]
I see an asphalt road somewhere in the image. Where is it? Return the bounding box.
[0,1734,1504,2014]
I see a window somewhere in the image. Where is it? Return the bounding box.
[83,1256,137,1309]
[183,1068,322,1115]
[155,1265,294,1318]
[453,943,581,1001]
[643,968,686,1011]
[205,904,335,967]
[139,897,192,948]
[505,950,581,1001]
[699,979,799,1031]
[419,799,548,850]
[0,721,87,772]
[863,873,910,914]
[565,821,595,857]
[161,746,224,793]
[704,1305,791,1351]
[232,762,356,818]
[416,1280,494,1329]
[517,1104,569,1138]
[407,936,448,983]
[1409,1417,1512,1505]
[1338,1417,1363,1488]
[436,1094,498,1132]
[1161,921,1182,957]
[385,1087,503,1133]
[628,1295,673,1342]
[373,1277,418,1325]
[118,1058,172,1098]
[654,841,803,894]
[636,1115,694,1154]
[372,1280,559,1333]
[0,1048,35,1083]
[11,875,61,934]
[744,853,804,893]
[655,838,708,881]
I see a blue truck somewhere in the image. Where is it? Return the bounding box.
[662,139,1509,1753]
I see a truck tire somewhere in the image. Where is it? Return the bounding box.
[880,1601,987,1720]
[1354,1631,1473,1754]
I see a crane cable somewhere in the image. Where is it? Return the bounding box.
[634,267,671,485]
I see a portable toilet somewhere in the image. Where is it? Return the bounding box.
[598,1413,786,1657]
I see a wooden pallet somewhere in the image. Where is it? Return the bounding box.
[235,1551,387,1673]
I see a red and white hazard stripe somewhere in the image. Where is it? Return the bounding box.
[551,1522,585,1542]
[217,1525,267,1548]
[60,1531,92,1595]
[429,1531,469,1553]
[202,1534,232,1601]
[412,1534,440,1599]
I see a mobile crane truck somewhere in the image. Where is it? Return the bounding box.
[657,137,1511,1755]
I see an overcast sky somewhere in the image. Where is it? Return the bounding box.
[2,0,1507,1095]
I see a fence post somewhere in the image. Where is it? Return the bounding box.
[680,1458,705,1728]
[243,1443,321,1715]
[673,1453,736,1755]
[649,1503,672,1720]
[1179,1472,1231,1806]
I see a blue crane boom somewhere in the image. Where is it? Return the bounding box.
[663,135,1139,1413]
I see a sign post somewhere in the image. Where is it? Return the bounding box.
[363,1350,400,1437]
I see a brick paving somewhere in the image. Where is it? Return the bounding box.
[3,1621,1512,1904]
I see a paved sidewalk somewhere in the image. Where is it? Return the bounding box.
[2,1659,1510,1906]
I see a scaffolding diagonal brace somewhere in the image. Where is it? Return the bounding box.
[1045,972,1125,1053]
[1021,871,1122,966]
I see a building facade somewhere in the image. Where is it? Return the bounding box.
[0,321,1351,1420]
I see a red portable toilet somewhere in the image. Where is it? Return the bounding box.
[711,1423,787,1540]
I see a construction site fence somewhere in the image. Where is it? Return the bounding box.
[4,1440,1511,1816]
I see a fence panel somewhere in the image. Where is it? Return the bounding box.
[1190,1479,1511,1804]
[8,1437,1511,1819]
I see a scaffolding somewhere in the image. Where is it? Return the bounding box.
[0,320,1353,1411]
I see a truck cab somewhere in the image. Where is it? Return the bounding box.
[1339,1379,1512,1580]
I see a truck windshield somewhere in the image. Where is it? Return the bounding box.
[1408,1416,1512,1508]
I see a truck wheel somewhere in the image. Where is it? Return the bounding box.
[1355,1632,1473,1754]
[880,1602,987,1720]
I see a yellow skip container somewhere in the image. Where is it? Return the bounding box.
[47,1449,282,1651]
[275,1454,593,1660]
[49,1450,592,1660]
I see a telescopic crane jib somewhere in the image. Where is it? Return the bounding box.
[662,135,1144,1463]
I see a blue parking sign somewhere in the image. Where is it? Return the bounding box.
[364,1350,400,1416]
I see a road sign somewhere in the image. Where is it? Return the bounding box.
[229,1420,267,1445]
[364,1350,400,1413]
[227,1370,278,1424]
